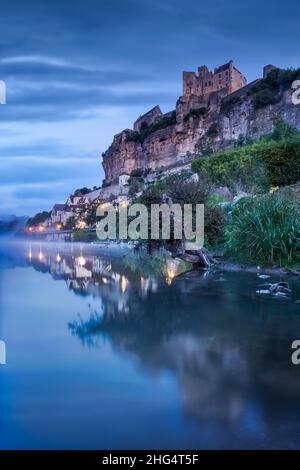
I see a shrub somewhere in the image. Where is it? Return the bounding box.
[265,117,299,142]
[167,176,210,206]
[128,178,144,196]
[184,107,207,122]
[260,137,300,187]
[225,194,300,266]
[126,111,177,143]
[204,205,226,247]
[253,89,279,109]
[130,168,144,177]
[206,122,219,138]
[247,68,300,110]
[27,211,50,227]
[192,146,268,194]
[220,95,243,115]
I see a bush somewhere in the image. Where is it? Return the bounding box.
[126,111,177,143]
[27,211,50,227]
[253,89,279,109]
[204,205,226,247]
[266,117,299,142]
[225,194,300,266]
[129,178,144,196]
[220,96,243,115]
[167,176,210,206]
[130,168,144,177]
[184,107,207,122]
[260,137,300,187]
[206,122,219,138]
[192,146,268,194]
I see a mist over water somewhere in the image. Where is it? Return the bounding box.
[1,241,300,449]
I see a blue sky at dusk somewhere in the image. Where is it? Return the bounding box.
[0,0,299,215]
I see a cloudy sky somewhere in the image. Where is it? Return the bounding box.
[0,0,299,215]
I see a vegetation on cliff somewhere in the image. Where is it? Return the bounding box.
[125,111,177,143]
[192,119,300,194]
[128,119,300,267]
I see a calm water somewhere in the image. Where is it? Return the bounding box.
[1,241,300,449]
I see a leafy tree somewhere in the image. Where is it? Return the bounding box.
[27,211,50,227]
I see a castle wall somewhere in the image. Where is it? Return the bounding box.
[133,105,162,132]
[101,63,299,187]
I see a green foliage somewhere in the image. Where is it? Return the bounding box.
[27,211,50,227]
[85,207,98,226]
[260,137,300,187]
[128,177,144,196]
[247,68,300,110]
[192,146,268,194]
[126,111,177,143]
[167,175,210,205]
[74,187,91,196]
[220,95,243,115]
[137,185,164,206]
[253,89,279,109]
[206,122,219,138]
[64,216,76,230]
[204,206,226,248]
[184,107,207,122]
[130,168,144,177]
[192,121,300,193]
[265,117,299,142]
[225,194,300,266]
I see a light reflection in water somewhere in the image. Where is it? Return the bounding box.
[7,242,300,449]
[121,274,128,293]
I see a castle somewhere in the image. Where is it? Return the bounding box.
[183,60,246,100]
[102,60,298,191]
[132,60,247,133]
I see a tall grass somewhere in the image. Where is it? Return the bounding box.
[225,194,300,266]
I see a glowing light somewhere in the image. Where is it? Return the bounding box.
[78,255,86,267]
[38,225,45,232]
[28,226,33,232]
[56,253,61,263]
[38,249,44,261]
[78,220,86,229]
[121,275,127,293]
[119,200,129,209]
[140,276,145,287]
[165,263,177,286]
[56,223,62,230]
[28,247,32,260]
[102,277,108,284]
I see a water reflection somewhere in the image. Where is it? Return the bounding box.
[2,241,300,448]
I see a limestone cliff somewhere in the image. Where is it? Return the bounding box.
[102,62,300,185]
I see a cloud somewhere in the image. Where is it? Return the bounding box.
[0,0,300,215]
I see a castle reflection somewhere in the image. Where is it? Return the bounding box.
[23,243,300,437]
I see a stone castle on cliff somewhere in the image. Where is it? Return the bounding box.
[101,60,297,193]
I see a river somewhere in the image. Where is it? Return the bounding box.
[0,241,300,449]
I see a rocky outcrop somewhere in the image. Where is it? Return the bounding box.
[102,65,300,185]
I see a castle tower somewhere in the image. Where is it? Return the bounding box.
[182,60,246,99]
